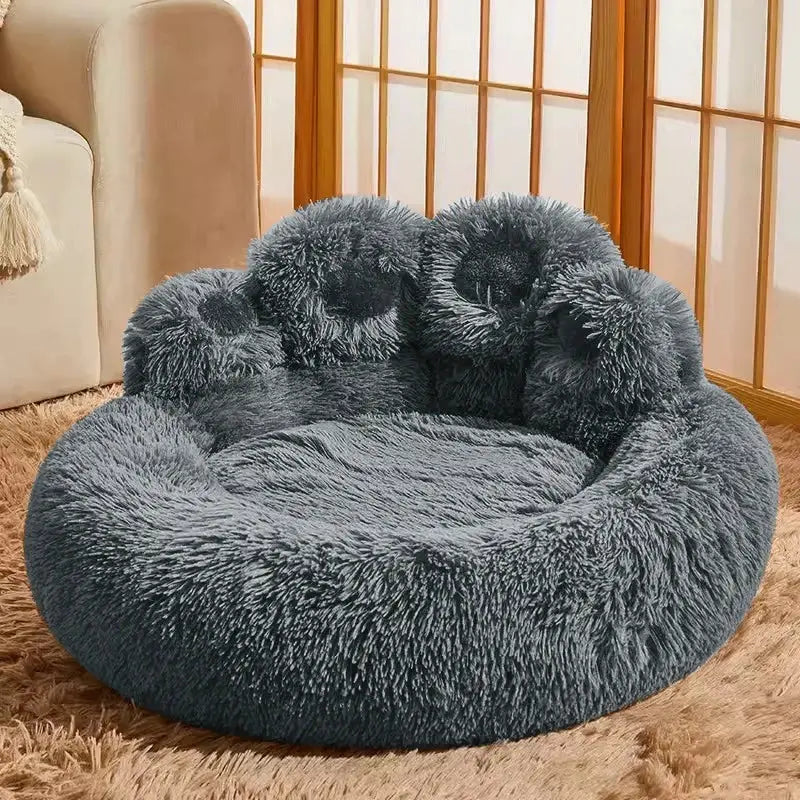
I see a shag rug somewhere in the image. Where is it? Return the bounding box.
[0,387,798,799]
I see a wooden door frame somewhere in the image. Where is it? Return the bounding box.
[585,0,625,240]
[291,0,340,206]
[293,0,317,207]
[618,0,653,267]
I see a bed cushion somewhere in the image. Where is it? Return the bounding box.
[25,195,778,749]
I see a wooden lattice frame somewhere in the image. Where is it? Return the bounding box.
[306,0,617,221]
[252,0,800,426]
[620,0,800,426]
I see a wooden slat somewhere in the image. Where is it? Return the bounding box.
[693,0,715,334]
[254,53,297,65]
[335,0,343,196]
[585,0,624,235]
[638,0,656,270]
[654,98,800,129]
[708,371,800,427]
[529,0,545,194]
[377,0,389,196]
[619,0,648,266]
[314,0,341,200]
[649,97,800,131]
[425,0,439,216]
[294,0,317,207]
[254,0,264,231]
[753,0,780,389]
[338,63,589,98]
[476,0,491,199]
[540,88,588,101]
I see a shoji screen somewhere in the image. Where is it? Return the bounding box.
[257,2,299,228]
[227,0,299,230]
[338,0,594,215]
[623,0,800,422]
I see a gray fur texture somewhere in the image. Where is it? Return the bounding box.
[25,194,778,749]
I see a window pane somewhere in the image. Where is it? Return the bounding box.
[713,0,767,113]
[542,0,591,94]
[434,82,478,210]
[342,0,381,67]
[386,76,428,213]
[649,106,701,307]
[437,0,480,79]
[485,89,532,197]
[764,127,800,394]
[777,0,800,121]
[262,0,297,58]
[704,116,762,380]
[260,61,296,229]
[655,0,704,104]
[388,0,429,73]
[341,69,379,195]
[538,96,587,210]
[489,0,535,87]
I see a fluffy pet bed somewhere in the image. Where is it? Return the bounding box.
[24,195,778,750]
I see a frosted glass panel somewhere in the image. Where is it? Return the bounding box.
[704,117,762,380]
[655,0,704,104]
[262,0,297,58]
[485,89,532,197]
[260,62,296,229]
[342,0,381,67]
[434,83,478,210]
[649,107,700,306]
[778,0,800,121]
[538,96,587,210]
[386,77,428,213]
[388,0,429,73]
[489,0,535,87]
[225,0,255,45]
[341,69,379,195]
[543,0,591,94]
[713,0,766,113]
[437,0,480,80]
[764,127,800,394]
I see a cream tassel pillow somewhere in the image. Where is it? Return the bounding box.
[0,91,56,281]
[1,2,55,281]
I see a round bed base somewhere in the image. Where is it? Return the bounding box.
[25,195,777,749]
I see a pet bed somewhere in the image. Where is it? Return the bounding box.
[25,195,778,749]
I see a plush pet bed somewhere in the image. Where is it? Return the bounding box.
[25,195,778,750]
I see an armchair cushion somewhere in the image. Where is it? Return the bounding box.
[0,0,259,382]
[0,117,98,408]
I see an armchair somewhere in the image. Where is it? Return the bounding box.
[0,0,258,408]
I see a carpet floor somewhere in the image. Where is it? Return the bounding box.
[0,387,798,800]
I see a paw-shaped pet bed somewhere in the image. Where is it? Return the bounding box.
[25,194,778,749]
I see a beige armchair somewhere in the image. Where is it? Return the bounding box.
[0,0,259,409]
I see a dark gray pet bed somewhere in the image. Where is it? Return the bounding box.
[25,195,778,749]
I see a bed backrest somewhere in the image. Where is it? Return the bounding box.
[124,194,704,458]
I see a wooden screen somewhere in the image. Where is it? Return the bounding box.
[256,1,300,228]
[228,0,798,425]
[333,0,604,217]
[234,0,620,236]
[226,0,302,228]
[233,0,620,230]
[622,0,800,424]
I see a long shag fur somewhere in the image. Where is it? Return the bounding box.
[25,194,778,750]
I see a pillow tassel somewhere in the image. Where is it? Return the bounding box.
[0,165,56,282]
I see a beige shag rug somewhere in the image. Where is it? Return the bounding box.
[1,387,798,800]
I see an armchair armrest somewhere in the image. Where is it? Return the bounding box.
[0,0,259,382]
